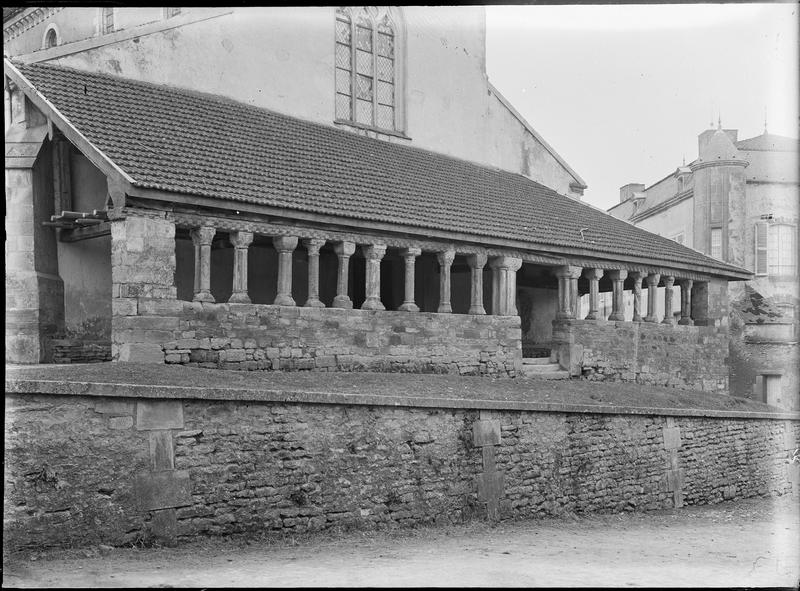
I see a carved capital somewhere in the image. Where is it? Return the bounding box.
[554,264,582,279]
[363,244,386,261]
[436,248,456,267]
[662,275,675,288]
[679,278,694,292]
[192,225,216,246]
[608,269,628,282]
[628,271,644,283]
[303,238,325,255]
[230,230,253,249]
[334,240,356,257]
[584,268,604,281]
[467,252,488,270]
[400,246,422,258]
[645,273,661,288]
[273,235,298,253]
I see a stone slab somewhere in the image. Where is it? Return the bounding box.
[482,445,496,472]
[663,469,685,493]
[94,399,134,416]
[150,508,178,547]
[476,471,504,502]
[133,470,192,511]
[473,420,501,447]
[663,427,682,450]
[109,416,134,430]
[149,430,175,471]
[136,400,184,431]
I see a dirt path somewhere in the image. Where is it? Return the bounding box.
[4,495,799,588]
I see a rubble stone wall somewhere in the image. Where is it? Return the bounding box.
[4,391,798,551]
[553,319,729,392]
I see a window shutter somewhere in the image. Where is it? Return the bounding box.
[754,222,768,275]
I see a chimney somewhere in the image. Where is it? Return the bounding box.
[619,183,645,203]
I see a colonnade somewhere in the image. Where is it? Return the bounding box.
[555,266,700,325]
[188,226,523,315]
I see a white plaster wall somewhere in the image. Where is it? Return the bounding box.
[635,196,695,248]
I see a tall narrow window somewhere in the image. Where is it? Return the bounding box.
[755,221,768,275]
[44,27,58,48]
[768,224,797,276]
[710,228,723,260]
[102,7,115,34]
[335,7,397,132]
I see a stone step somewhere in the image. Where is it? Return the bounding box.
[518,369,570,380]
[521,362,562,372]
[521,357,553,365]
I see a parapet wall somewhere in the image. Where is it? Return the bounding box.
[4,387,798,551]
[552,319,729,392]
[113,299,523,377]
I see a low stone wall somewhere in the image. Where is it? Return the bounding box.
[113,299,522,377]
[52,339,112,364]
[4,388,798,551]
[552,319,729,392]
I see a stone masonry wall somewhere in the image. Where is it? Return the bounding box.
[4,391,798,551]
[115,299,523,377]
[51,339,113,364]
[553,319,729,393]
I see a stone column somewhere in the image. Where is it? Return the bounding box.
[436,248,456,314]
[273,235,297,306]
[678,279,694,325]
[303,238,325,308]
[467,253,487,315]
[491,256,523,315]
[607,269,628,321]
[569,271,580,319]
[644,273,661,323]
[584,268,604,320]
[630,271,644,322]
[555,265,582,319]
[332,241,355,309]
[398,247,421,312]
[361,244,386,311]
[192,225,215,303]
[229,230,253,303]
[190,230,202,298]
[662,275,675,325]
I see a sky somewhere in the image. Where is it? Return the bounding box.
[485,3,799,211]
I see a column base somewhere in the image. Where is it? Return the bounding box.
[608,313,625,321]
[398,302,419,312]
[228,292,251,304]
[678,318,693,326]
[468,306,486,315]
[332,295,353,309]
[643,316,658,323]
[193,291,215,303]
[661,318,675,326]
[274,295,296,306]
[632,314,643,322]
[437,303,452,314]
[304,298,325,308]
[584,312,599,320]
[361,298,385,311]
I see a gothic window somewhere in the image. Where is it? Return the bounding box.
[335,7,398,132]
[102,7,115,34]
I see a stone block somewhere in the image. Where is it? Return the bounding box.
[133,470,192,511]
[473,420,501,447]
[663,427,682,450]
[112,298,138,317]
[476,471,504,502]
[150,508,178,547]
[109,416,134,430]
[136,400,184,431]
[94,399,134,416]
[149,430,175,471]
[118,343,164,363]
[663,469,685,492]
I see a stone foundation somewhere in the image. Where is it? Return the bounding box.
[4,388,798,551]
[552,319,729,392]
[52,339,112,364]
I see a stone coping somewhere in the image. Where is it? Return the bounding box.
[5,363,799,420]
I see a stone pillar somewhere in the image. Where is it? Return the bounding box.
[584,268,604,320]
[398,247,421,312]
[332,241,355,309]
[555,265,582,319]
[303,238,326,308]
[273,236,297,306]
[436,248,456,314]
[644,273,661,323]
[662,275,675,325]
[190,231,201,298]
[630,272,644,322]
[678,279,694,325]
[467,253,487,315]
[607,269,628,321]
[191,226,215,303]
[228,231,253,303]
[690,281,709,325]
[569,271,581,319]
[361,244,386,311]
[491,257,523,315]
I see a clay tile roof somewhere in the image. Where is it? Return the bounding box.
[12,61,750,278]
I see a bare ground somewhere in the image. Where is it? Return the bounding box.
[3,495,799,588]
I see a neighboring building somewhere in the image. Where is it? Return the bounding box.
[6,7,751,394]
[609,123,799,409]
